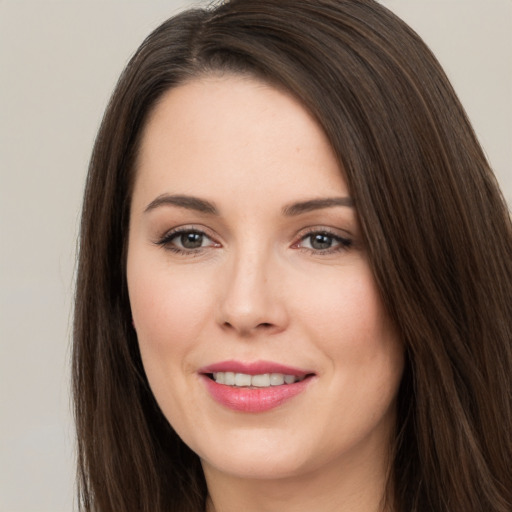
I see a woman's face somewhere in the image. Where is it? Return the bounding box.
[127,75,404,482]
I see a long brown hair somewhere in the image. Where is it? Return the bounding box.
[73,1,512,510]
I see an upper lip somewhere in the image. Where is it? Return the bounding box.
[199,360,314,378]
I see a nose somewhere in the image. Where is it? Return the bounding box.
[216,248,289,337]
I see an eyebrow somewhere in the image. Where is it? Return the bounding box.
[282,197,354,216]
[144,194,354,216]
[144,194,218,215]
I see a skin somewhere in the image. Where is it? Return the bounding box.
[127,75,404,512]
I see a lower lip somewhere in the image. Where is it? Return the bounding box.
[201,375,312,413]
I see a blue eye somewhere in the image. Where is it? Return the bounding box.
[175,231,207,249]
[157,228,218,253]
[298,231,352,253]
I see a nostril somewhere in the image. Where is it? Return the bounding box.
[220,318,281,335]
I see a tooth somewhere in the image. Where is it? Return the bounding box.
[213,371,302,387]
[284,374,296,384]
[270,373,285,386]
[235,373,252,386]
[251,374,271,387]
[224,372,235,385]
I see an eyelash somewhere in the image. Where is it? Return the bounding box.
[155,227,220,256]
[155,227,353,256]
[293,229,353,255]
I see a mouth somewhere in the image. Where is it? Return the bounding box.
[199,360,314,386]
[199,360,316,412]
[206,372,309,387]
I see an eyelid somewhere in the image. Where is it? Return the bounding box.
[153,224,354,255]
[155,225,222,251]
[291,226,354,253]
[292,225,353,242]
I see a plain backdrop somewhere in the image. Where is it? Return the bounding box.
[0,1,510,511]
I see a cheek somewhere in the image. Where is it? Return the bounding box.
[127,255,214,363]
[298,263,403,387]
[299,264,389,345]
[126,255,219,424]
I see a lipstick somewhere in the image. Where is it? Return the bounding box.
[199,360,314,413]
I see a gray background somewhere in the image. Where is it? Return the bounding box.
[1,1,510,510]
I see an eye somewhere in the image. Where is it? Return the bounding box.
[175,231,208,249]
[156,228,220,254]
[295,230,352,253]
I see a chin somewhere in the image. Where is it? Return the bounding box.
[201,451,309,481]
[193,428,322,481]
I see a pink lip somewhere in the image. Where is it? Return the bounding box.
[199,360,315,413]
[199,360,311,377]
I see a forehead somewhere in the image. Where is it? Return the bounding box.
[133,75,347,211]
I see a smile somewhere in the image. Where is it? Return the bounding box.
[199,361,315,413]
[211,372,305,387]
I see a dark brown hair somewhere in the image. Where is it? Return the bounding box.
[73,1,512,510]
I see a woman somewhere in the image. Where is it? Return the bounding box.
[73,1,512,511]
